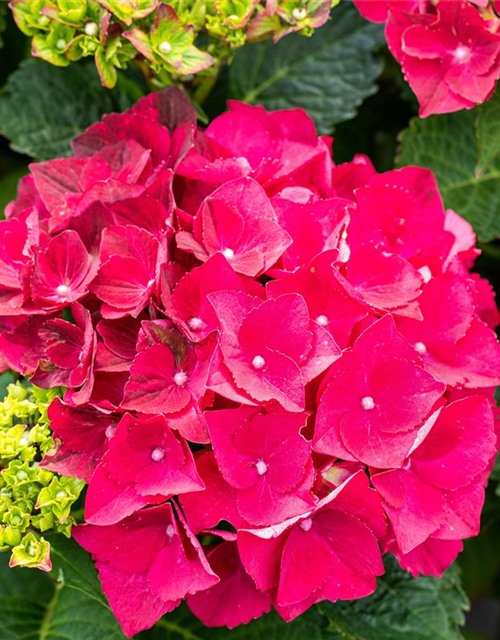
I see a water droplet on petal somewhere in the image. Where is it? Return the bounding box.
[166,523,176,537]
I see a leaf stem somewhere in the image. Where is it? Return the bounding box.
[39,579,62,640]
[155,618,204,640]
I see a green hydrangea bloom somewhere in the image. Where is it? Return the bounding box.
[0,381,84,572]
[9,0,337,89]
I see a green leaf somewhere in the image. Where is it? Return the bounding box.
[0,2,7,49]
[0,535,127,640]
[0,168,28,219]
[228,3,384,134]
[476,90,500,177]
[140,556,467,640]
[320,556,468,640]
[0,371,15,398]
[396,105,500,243]
[0,59,141,160]
[139,604,328,640]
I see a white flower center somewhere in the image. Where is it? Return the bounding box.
[453,45,471,63]
[56,284,71,297]
[56,491,68,500]
[222,248,235,259]
[255,460,268,476]
[158,41,172,55]
[361,396,375,411]
[56,39,67,51]
[174,372,188,387]
[300,518,313,531]
[17,471,28,481]
[188,317,205,331]
[105,425,116,440]
[84,22,99,37]
[252,355,266,370]
[151,447,165,462]
[338,241,351,263]
[292,7,308,20]
[418,266,432,283]
[166,523,176,537]
[413,341,427,355]
[315,314,329,327]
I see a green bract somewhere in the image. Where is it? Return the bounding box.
[0,382,84,572]
[9,0,337,88]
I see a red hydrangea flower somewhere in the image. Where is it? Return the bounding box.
[313,316,445,468]
[372,396,496,571]
[85,413,204,525]
[187,540,272,628]
[1,88,499,635]
[237,472,386,620]
[355,0,500,116]
[205,407,316,526]
[74,503,219,637]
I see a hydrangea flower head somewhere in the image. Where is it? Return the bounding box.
[1,88,499,635]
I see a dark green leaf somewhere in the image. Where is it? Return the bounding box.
[320,556,468,640]
[476,91,500,177]
[140,556,467,640]
[0,59,141,160]
[0,167,28,219]
[0,371,16,398]
[228,3,384,134]
[0,535,127,640]
[0,2,7,50]
[0,548,53,639]
[396,107,500,242]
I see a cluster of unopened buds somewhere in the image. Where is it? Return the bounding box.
[9,0,335,88]
[0,382,84,572]
[0,87,499,636]
[354,0,500,116]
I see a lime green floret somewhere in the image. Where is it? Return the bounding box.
[0,381,85,571]
[10,0,338,89]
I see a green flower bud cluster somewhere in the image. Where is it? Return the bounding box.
[10,0,338,89]
[0,382,85,572]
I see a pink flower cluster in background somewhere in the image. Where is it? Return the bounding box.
[1,88,500,636]
[354,0,500,116]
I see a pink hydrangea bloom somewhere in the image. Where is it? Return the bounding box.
[354,0,500,116]
[1,88,499,635]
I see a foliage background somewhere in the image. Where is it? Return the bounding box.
[0,3,499,639]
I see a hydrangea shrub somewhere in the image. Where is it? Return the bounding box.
[0,87,499,636]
